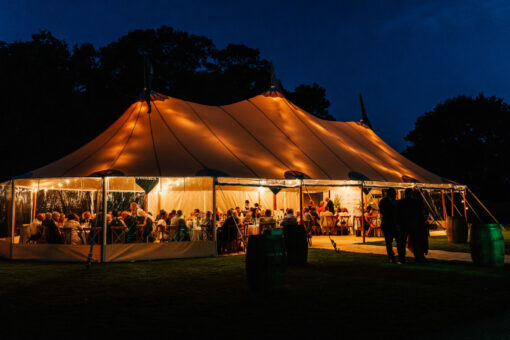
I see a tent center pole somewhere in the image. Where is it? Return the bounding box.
[361,182,365,244]
[299,179,303,224]
[101,177,108,263]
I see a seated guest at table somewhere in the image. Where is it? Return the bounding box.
[122,211,138,243]
[235,207,242,217]
[219,209,239,253]
[310,207,321,235]
[243,200,251,213]
[64,213,84,245]
[302,208,311,224]
[43,212,63,244]
[81,211,93,225]
[156,210,169,242]
[137,209,154,242]
[108,209,127,244]
[260,209,275,224]
[29,213,45,243]
[129,202,139,217]
[58,213,66,227]
[168,210,176,223]
[203,211,214,240]
[281,208,298,226]
[173,210,190,242]
[52,212,61,227]
[169,210,180,226]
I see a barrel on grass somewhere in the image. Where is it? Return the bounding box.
[470,223,505,267]
[446,216,468,243]
[283,225,308,266]
[246,232,287,292]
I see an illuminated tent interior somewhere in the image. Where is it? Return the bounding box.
[0,91,466,262]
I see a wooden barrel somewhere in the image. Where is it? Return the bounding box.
[283,225,308,266]
[470,223,505,267]
[446,216,468,243]
[246,233,287,293]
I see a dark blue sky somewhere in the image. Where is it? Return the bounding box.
[2,0,509,151]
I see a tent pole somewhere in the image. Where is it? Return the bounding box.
[451,188,454,217]
[441,192,447,222]
[101,177,108,263]
[212,177,217,244]
[463,189,468,223]
[361,182,365,244]
[10,180,15,259]
[32,190,37,221]
[299,179,303,224]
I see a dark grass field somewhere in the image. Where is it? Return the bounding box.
[362,230,510,254]
[1,249,509,339]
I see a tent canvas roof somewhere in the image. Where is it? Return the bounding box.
[29,92,443,184]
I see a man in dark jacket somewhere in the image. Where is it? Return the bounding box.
[379,188,398,263]
[396,188,424,263]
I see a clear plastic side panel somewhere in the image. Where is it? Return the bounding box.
[0,181,12,239]
[13,178,102,245]
[107,177,145,213]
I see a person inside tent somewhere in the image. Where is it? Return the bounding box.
[325,197,335,213]
[156,210,169,242]
[122,210,138,243]
[281,208,298,226]
[173,210,189,242]
[81,211,93,226]
[29,213,45,243]
[63,213,84,245]
[108,209,127,244]
[310,207,321,235]
[129,202,139,217]
[218,209,239,253]
[137,209,154,242]
[43,212,63,244]
[52,212,61,228]
[202,211,214,240]
[363,206,377,236]
[243,200,251,214]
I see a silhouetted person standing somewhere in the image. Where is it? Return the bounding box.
[379,188,398,263]
[397,188,424,263]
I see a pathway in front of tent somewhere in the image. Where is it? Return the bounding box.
[310,231,510,264]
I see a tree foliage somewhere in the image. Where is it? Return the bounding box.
[0,27,332,180]
[403,94,510,201]
[286,83,333,120]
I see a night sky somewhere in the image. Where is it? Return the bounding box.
[1,0,509,151]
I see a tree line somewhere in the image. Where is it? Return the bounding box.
[1,27,508,216]
[0,27,332,181]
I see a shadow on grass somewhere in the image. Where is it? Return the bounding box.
[1,249,509,338]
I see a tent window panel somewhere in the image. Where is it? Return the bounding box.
[0,183,11,238]
[159,191,212,217]
[36,190,97,216]
[107,192,145,213]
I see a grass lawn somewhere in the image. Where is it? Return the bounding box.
[1,249,510,339]
[362,230,510,254]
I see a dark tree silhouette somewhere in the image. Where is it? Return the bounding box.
[0,27,332,181]
[403,94,510,202]
[286,83,333,120]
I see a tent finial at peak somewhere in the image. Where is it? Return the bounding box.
[263,61,284,98]
[358,93,373,130]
